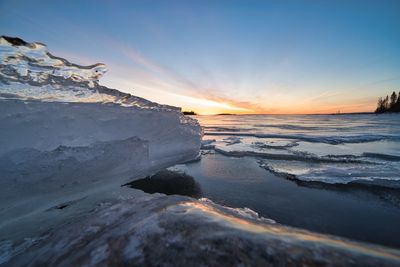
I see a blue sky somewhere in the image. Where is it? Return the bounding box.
[1,0,399,114]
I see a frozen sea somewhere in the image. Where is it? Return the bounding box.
[199,113,400,186]
[168,114,400,248]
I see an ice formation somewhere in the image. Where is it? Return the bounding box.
[0,35,201,161]
[0,36,179,110]
[0,36,202,263]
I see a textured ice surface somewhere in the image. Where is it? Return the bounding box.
[0,36,179,111]
[0,99,201,159]
[0,36,106,87]
[5,196,400,267]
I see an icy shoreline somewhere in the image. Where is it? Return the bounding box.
[1,36,400,266]
[4,195,400,267]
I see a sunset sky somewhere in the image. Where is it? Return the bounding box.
[1,0,400,114]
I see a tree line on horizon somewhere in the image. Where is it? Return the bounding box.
[375,91,400,113]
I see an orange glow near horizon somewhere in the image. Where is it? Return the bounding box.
[178,96,377,115]
[171,93,254,115]
[101,74,378,115]
[96,47,380,116]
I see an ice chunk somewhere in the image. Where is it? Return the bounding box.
[259,159,400,188]
[0,35,202,161]
[0,99,201,161]
[0,37,202,245]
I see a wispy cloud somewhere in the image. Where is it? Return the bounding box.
[356,75,400,90]
[301,90,342,104]
[108,40,202,92]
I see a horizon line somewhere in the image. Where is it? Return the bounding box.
[189,111,377,116]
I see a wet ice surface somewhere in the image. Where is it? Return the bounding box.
[199,114,400,186]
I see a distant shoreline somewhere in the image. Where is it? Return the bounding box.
[193,112,378,116]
